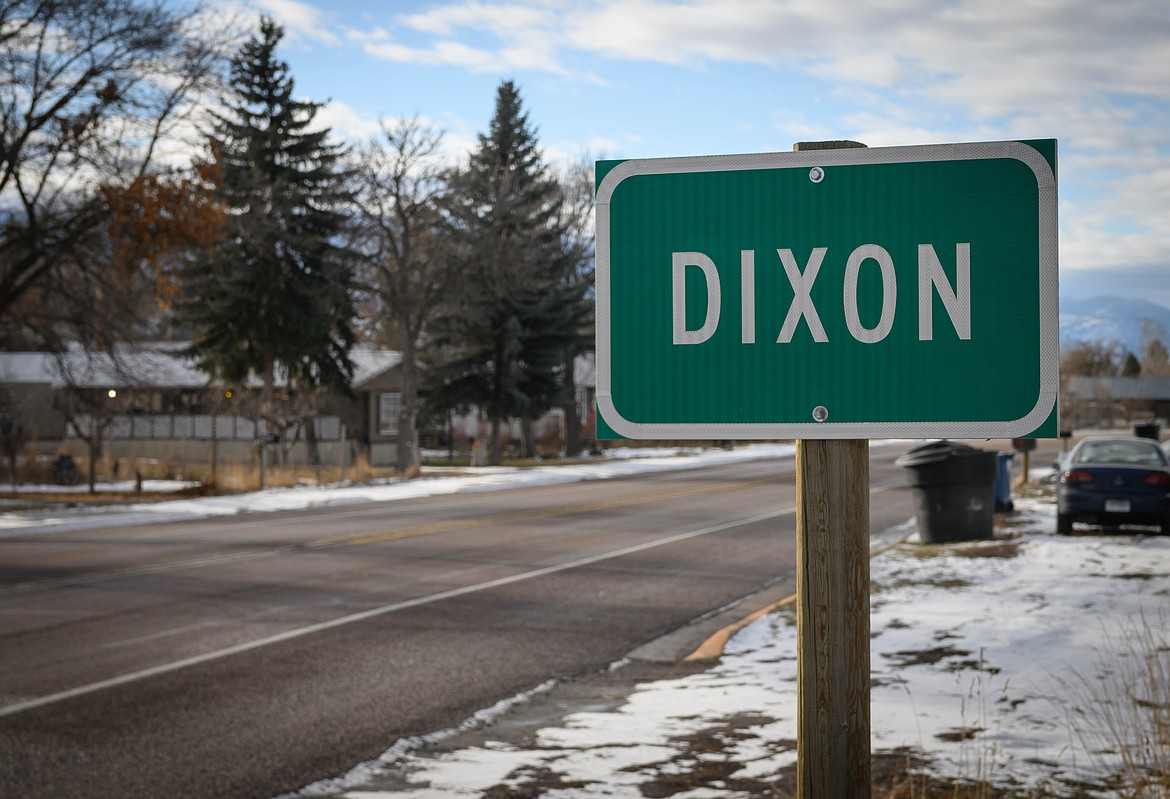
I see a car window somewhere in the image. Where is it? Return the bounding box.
[1073,440,1168,466]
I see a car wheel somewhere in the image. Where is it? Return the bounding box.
[1056,512,1073,535]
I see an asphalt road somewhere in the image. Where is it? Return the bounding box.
[0,444,926,798]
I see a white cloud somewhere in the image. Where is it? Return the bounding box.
[838,118,955,150]
[807,51,905,89]
[365,39,505,72]
[1114,170,1170,236]
[205,0,263,42]
[398,1,559,39]
[437,130,479,165]
[349,1,564,74]
[246,0,1170,121]
[311,100,383,144]
[583,134,642,156]
[559,0,1170,122]
[566,0,800,67]
[253,0,339,44]
[344,25,391,44]
[374,1,1170,146]
[356,2,608,80]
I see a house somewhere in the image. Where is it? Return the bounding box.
[360,352,599,463]
[0,346,598,468]
[0,344,397,466]
[0,344,213,440]
[350,348,405,466]
[1064,376,1170,429]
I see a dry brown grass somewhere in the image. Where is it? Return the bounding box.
[1,448,391,495]
[1055,609,1170,798]
[879,609,1170,799]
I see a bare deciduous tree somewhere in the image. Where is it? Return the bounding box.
[50,348,150,492]
[554,156,596,456]
[1141,319,1170,377]
[1061,339,1123,379]
[355,116,451,473]
[0,0,226,347]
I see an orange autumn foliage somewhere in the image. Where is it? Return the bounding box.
[103,155,226,308]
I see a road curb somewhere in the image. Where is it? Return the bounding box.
[680,535,914,662]
[683,591,798,662]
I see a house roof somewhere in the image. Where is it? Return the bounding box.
[350,348,403,390]
[1067,376,1170,401]
[574,353,595,388]
[0,345,403,391]
[0,348,208,389]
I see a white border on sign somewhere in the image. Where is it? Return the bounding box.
[594,140,1059,440]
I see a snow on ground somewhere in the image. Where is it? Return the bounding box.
[284,492,1170,798]
[2,443,819,536]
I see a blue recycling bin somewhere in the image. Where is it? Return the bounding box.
[994,451,1015,512]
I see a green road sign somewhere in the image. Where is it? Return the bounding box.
[595,140,1059,440]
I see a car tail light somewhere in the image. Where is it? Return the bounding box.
[1145,472,1170,486]
[1061,470,1094,484]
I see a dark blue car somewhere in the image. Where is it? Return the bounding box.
[1056,437,1170,535]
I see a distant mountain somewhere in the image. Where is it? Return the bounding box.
[1060,296,1170,356]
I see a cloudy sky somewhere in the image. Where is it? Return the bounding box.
[210,0,1169,307]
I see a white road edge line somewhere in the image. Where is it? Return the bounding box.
[0,505,797,719]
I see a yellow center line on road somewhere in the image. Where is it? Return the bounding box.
[0,546,302,595]
[0,474,788,595]
[315,474,785,548]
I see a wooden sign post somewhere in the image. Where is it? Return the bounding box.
[796,438,871,796]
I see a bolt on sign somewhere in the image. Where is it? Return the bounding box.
[594,140,1059,440]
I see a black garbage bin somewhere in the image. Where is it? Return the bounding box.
[896,440,997,543]
[1133,420,1161,440]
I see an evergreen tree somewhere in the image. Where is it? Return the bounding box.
[423,80,591,464]
[1122,351,1142,377]
[178,17,357,417]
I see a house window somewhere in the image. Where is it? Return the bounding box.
[379,392,401,436]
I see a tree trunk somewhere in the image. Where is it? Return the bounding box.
[263,351,276,411]
[211,424,218,488]
[259,352,276,491]
[490,341,504,466]
[520,417,536,458]
[490,417,502,466]
[396,335,419,473]
[562,355,582,457]
[87,436,100,494]
[303,414,320,465]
